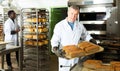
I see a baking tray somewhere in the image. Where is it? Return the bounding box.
[65,46,104,59]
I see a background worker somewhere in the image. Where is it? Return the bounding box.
[4,10,20,70]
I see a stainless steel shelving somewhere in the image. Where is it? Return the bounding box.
[20,8,49,71]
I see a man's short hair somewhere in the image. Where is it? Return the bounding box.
[8,10,15,16]
[68,5,80,12]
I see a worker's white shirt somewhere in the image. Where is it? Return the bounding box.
[4,18,19,49]
[51,18,92,71]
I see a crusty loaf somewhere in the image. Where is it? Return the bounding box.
[66,50,85,58]
[25,28,34,32]
[26,18,41,22]
[33,41,44,46]
[96,65,114,71]
[110,61,120,67]
[34,28,43,33]
[62,45,85,58]
[25,40,33,45]
[33,34,45,39]
[77,41,100,53]
[77,41,91,49]
[115,67,120,71]
[83,60,102,69]
[85,45,99,53]
[24,35,33,39]
[62,45,79,52]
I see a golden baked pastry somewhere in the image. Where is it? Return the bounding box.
[34,28,43,33]
[25,18,41,22]
[25,28,34,32]
[43,40,49,45]
[43,27,48,32]
[33,41,44,46]
[83,60,102,69]
[24,35,33,39]
[33,34,43,39]
[62,45,85,58]
[24,25,33,28]
[110,61,120,67]
[25,40,33,45]
[77,41,100,53]
[115,67,120,71]
[96,65,114,71]
[41,18,47,22]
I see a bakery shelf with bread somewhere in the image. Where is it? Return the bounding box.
[24,40,49,47]
[21,8,50,71]
[62,41,104,59]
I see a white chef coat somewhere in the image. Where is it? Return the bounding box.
[4,18,20,49]
[51,18,92,71]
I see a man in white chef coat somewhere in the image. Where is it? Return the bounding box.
[4,10,20,70]
[51,5,96,71]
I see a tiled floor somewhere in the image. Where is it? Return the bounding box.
[0,53,58,71]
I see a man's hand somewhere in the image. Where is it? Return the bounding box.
[53,47,65,58]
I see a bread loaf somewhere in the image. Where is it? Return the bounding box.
[110,61,120,67]
[34,28,43,33]
[24,35,33,39]
[24,25,33,28]
[33,34,46,39]
[67,50,85,58]
[26,18,41,22]
[96,65,114,71]
[25,40,33,45]
[25,28,34,32]
[33,41,44,46]
[115,67,120,71]
[85,45,99,53]
[43,27,48,32]
[43,40,49,45]
[83,60,102,69]
[77,41,100,53]
[62,45,85,58]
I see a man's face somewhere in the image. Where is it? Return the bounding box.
[67,8,79,22]
[11,12,16,19]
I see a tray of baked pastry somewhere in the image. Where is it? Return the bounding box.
[62,41,104,59]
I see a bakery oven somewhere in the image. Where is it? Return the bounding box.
[79,12,107,40]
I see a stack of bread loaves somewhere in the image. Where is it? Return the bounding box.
[62,41,103,59]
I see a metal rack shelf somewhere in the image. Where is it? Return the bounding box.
[20,8,50,71]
